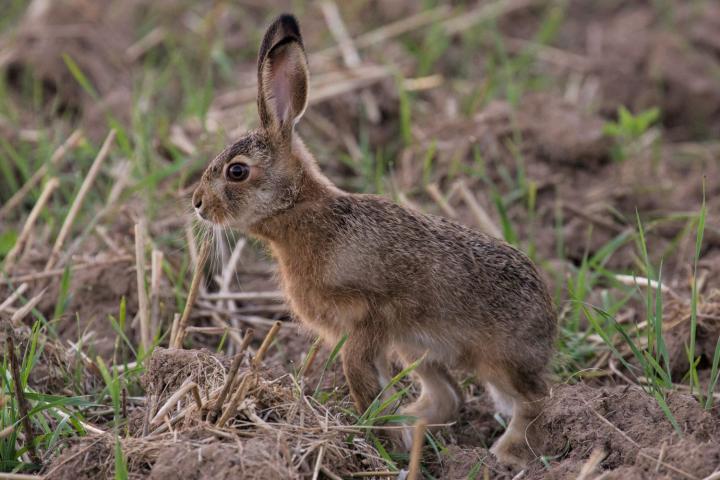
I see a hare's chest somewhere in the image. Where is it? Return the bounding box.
[278,260,367,343]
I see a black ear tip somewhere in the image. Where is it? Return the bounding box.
[275,13,302,39]
[258,13,303,65]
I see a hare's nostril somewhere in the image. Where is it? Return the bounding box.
[192,189,203,210]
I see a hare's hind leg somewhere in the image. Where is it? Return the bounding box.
[398,358,463,448]
[485,367,547,467]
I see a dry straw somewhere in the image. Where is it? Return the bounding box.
[172,239,211,348]
[3,177,59,273]
[134,222,151,352]
[45,129,116,271]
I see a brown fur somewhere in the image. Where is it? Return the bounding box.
[192,14,556,467]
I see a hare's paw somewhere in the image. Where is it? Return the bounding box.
[490,430,533,468]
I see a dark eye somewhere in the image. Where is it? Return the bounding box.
[227,163,250,182]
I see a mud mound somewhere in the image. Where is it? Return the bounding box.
[141,347,230,404]
[46,429,303,480]
[434,383,720,479]
[148,432,299,480]
[532,383,720,478]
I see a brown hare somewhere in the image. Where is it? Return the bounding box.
[192,14,556,467]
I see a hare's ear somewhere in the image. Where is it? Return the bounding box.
[257,14,309,142]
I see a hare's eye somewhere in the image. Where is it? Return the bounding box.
[227,163,250,182]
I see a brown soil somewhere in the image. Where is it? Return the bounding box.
[46,347,384,479]
[437,383,720,479]
[3,0,719,478]
[0,0,136,138]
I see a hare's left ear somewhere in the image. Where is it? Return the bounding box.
[257,14,309,142]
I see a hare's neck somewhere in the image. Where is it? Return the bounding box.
[249,145,342,245]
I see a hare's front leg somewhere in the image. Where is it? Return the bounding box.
[340,330,388,414]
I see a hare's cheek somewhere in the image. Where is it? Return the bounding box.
[247,165,262,182]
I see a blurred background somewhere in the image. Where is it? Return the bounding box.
[1,0,719,478]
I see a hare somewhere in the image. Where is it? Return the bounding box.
[192,14,556,467]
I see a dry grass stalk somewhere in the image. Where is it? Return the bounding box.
[614,274,678,298]
[142,393,157,437]
[311,445,326,480]
[311,5,451,61]
[150,381,203,426]
[442,0,541,35]
[0,425,14,440]
[320,466,343,480]
[52,408,104,435]
[210,312,247,351]
[59,160,132,266]
[562,202,625,235]
[217,237,245,351]
[215,373,252,428]
[0,473,45,480]
[201,291,284,302]
[208,329,254,423]
[150,249,164,339]
[3,177,60,273]
[186,326,241,335]
[577,448,605,480]
[169,313,180,348]
[134,222,151,352]
[299,339,321,378]
[6,336,39,464]
[125,26,166,62]
[0,129,82,221]
[309,65,392,105]
[319,0,380,123]
[403,74,444,92]
[425,183,458,218]
[0,255,132,285]
[45,129,116,271]
[407,419,427,480]
[0,283,29,312]
[172,239,211,348]
[94,225,123,255]
[504,36,592,72]
[454,180,502,238]
[185,224,200,272]
[252,321,282,368]
[219,238,245,291]
[169,125,197,156]
[348,472,399,478]
[11,288,46,327]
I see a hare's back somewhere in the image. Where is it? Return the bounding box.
[326,195,547,300]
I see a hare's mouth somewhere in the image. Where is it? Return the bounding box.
[194,206,227,226]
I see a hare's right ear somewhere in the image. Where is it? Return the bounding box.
[257,14,309,143]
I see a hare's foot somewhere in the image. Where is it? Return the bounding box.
[484,370,546,467]
[490,428,533,467]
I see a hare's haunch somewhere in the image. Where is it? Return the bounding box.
[193,14,556,467]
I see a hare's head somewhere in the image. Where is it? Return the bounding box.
[192,14,309,230]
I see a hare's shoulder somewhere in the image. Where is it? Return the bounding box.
[323,194,540,279]
[324,193,495,247]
